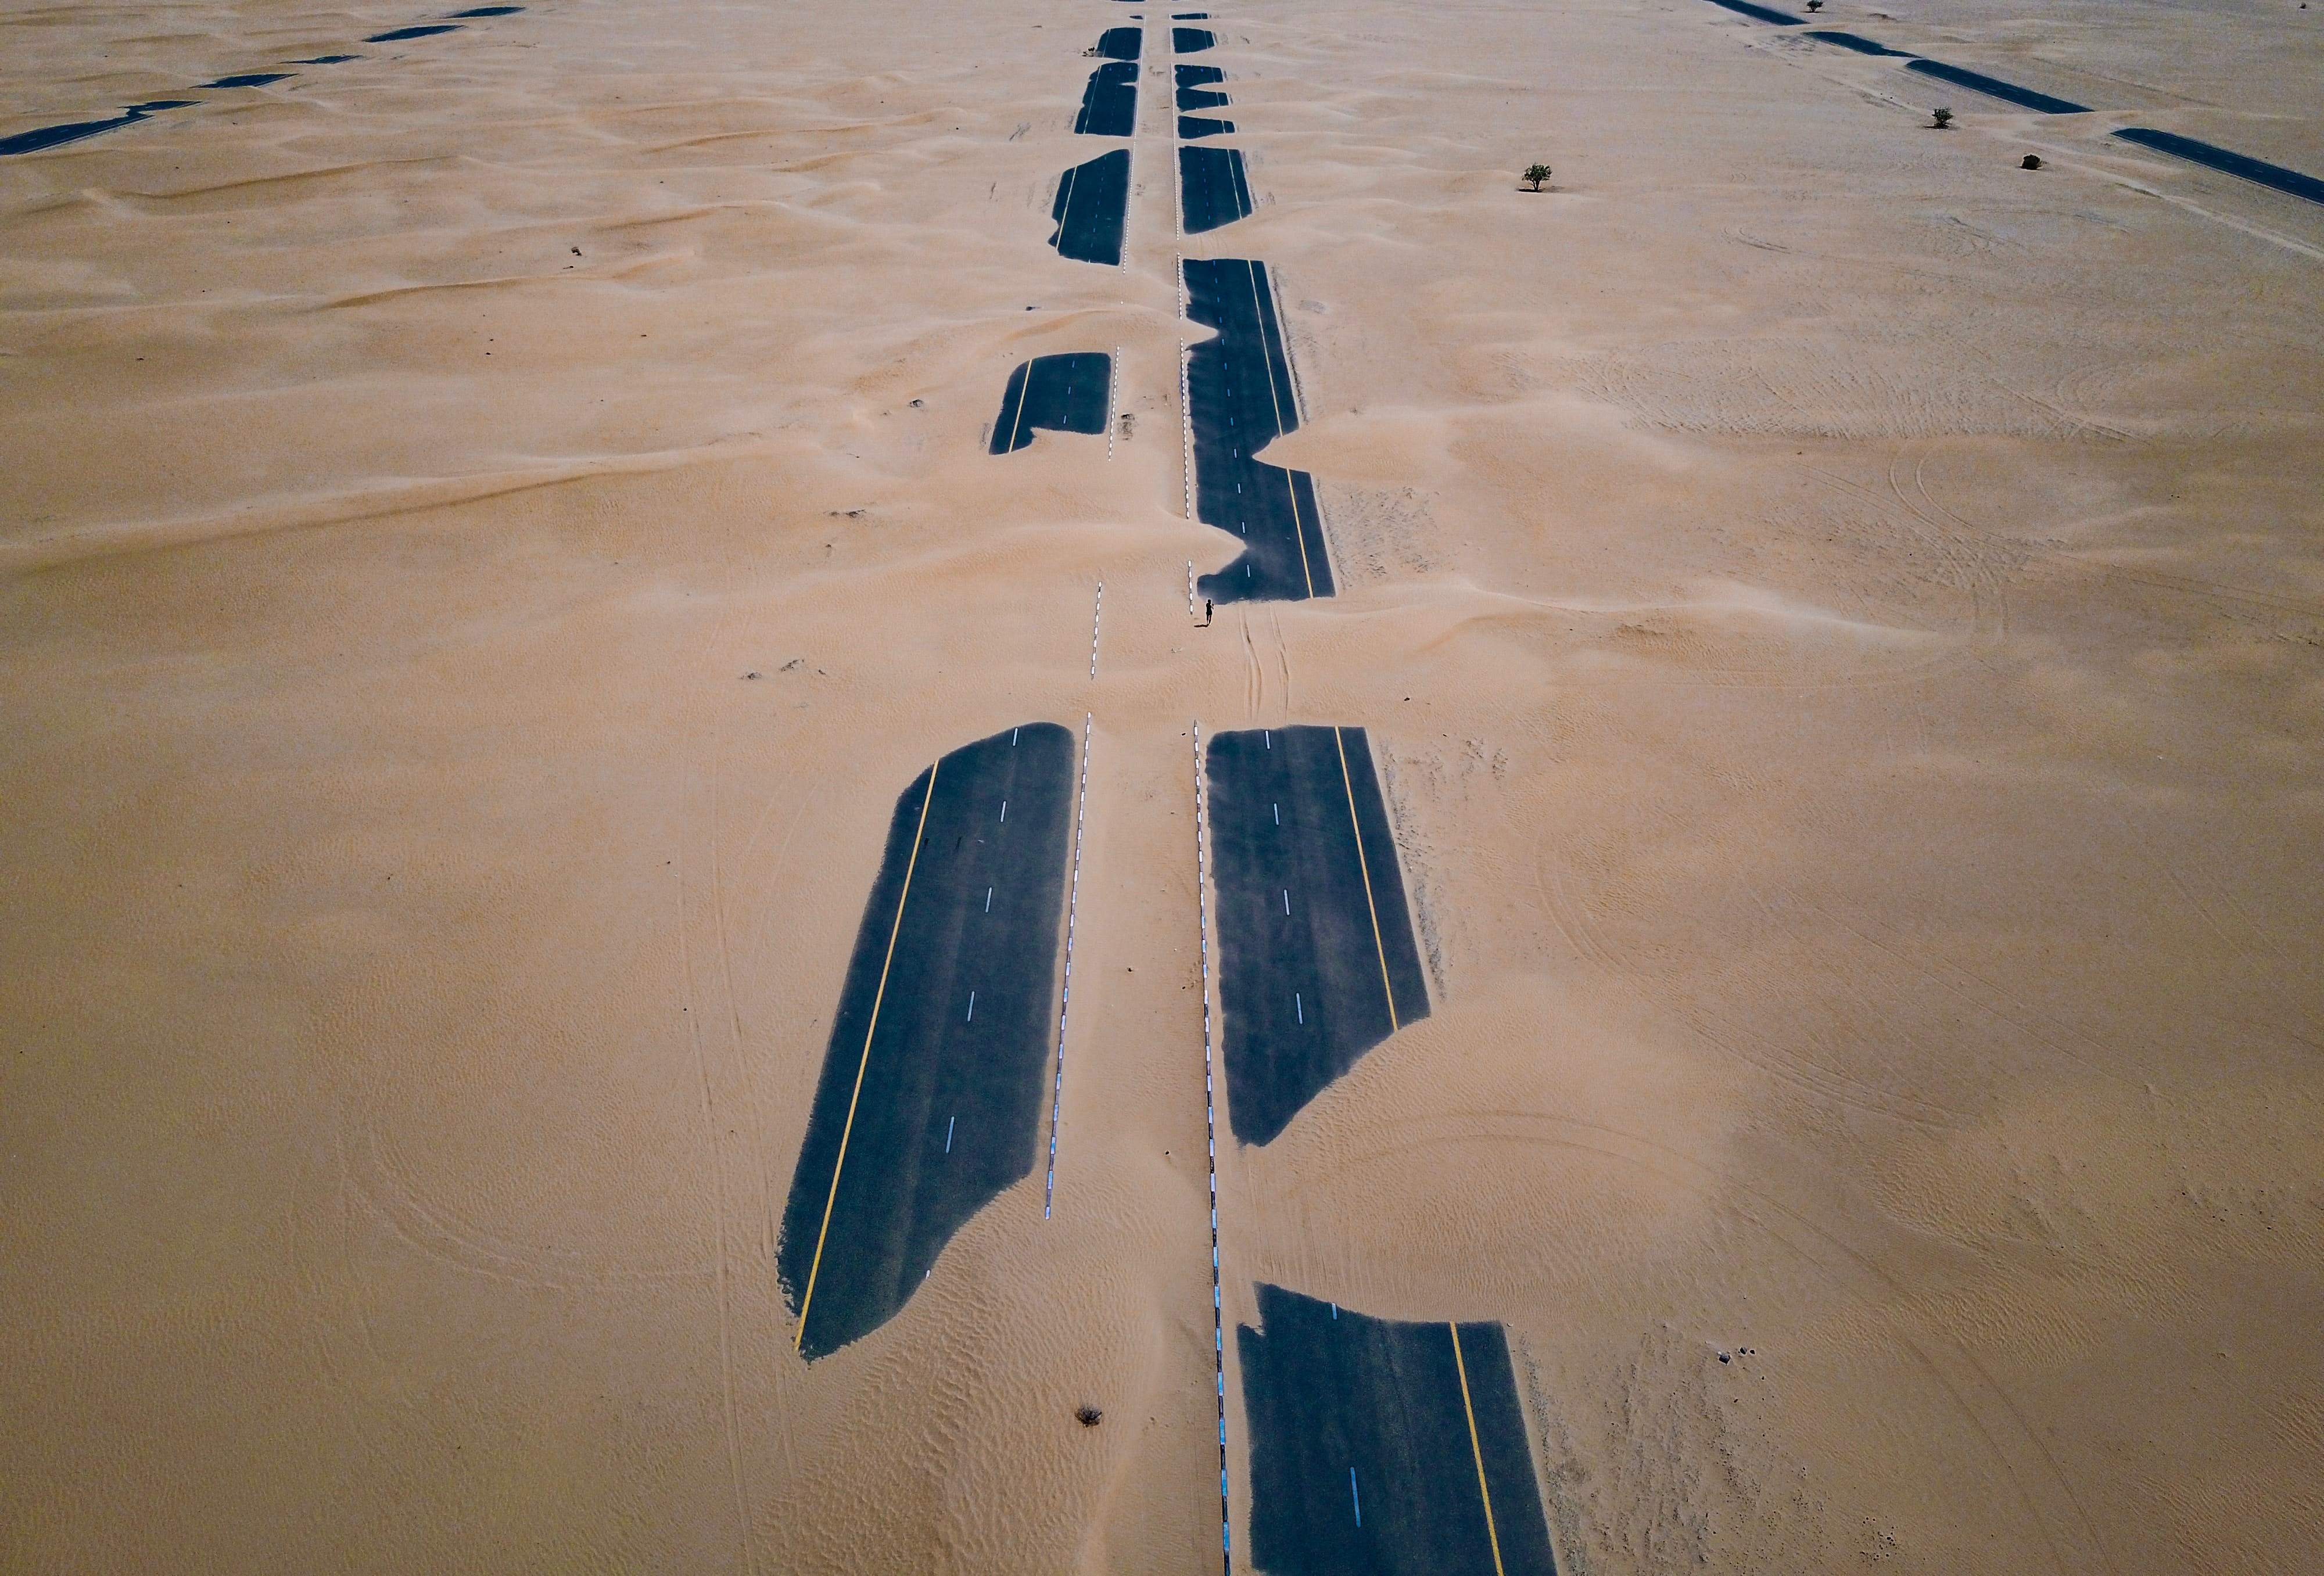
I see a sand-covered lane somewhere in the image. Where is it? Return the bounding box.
[778,723,1078,1362]
[4,0,2322,1568]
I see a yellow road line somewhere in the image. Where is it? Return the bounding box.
[1287,476,1317,598]
[1242,264,1316,597]
[1246,263,1287,436]
[1450,1322,1509,1576]
[1332,727,1397,1031]
[793,761,939,1352]
[1006,365,1030,453]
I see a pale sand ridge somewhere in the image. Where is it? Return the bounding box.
[3,0,2321,1570]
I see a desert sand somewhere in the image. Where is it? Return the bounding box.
[4,0,2322,1570]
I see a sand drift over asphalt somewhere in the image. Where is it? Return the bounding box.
[6,0,2322,1567]
[1717,0,2324,206]
[0,5,528,157]
[1901,58,2087,116]
[1181,145,1255,234]
[1185,259,1336,604]
[777,724,1074,1360]
[989,354,1112,454]
[1238,1283,1558,1575]
[1175,62,1231,112]
[1074,62,1139,138]
[1048,148,1129,265]
[1207,726,1428,1147]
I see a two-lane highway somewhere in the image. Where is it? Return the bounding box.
[779,723,1076,1359]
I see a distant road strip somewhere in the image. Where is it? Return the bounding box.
[1707,0,2324,211]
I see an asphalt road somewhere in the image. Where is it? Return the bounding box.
[1804,29,1906,56]
[1185,257,1337,604]
[1181,145,1254,233]
[1180,114,1236,139]
[1705,0,1802,23]
[1,100,198,157]
[1050,149,1129,264]
[1905,57,2086,114]
[1207,726,1428,1146]
[2,10,521,158]
[1075,62,1139,137]
[1095,25,1142,60]
[1177,63,1231,112]
[1239,1284,1559,1575]
[2113,127,2324,206]
[778,723,1077,1360]
[1766,3,2324,205]
[991,354,1112,454]
[1175,26,1218,52]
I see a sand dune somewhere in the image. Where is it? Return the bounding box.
[3,0,2321,1570]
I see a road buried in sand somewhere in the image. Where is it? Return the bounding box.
[1175,62,1230,112]
[1049,148,1129,264]
[1185,257,1336,604]
[1206,725,1428,1146]
[778,723,1075,1360]
[1238,1283,1560,1575]
[1075,61,1138,137]
[989,353,1113,454]
[1180,144,1254,232]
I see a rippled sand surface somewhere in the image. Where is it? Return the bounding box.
[5,0,2321,1570]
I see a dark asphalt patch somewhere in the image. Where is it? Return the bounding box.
[1184,258,1335,604]
[1180,114,1236,139]
[366,22,461,39]
[1177,63,1231,112]
[289,54,361,62]
[1075,61,1139,136]
[1207,726,1428,1145]
[779,724,1077,1360]
[1905,58,2087,114]
[2113,127,2324,206]
[1239,1284,1559,1575]
[1722,7,2324,218]
[1049,148,1129,264]
[203,72,293,87]
[0,99,198,157]
[990,353,1112,453]
[1175,26,1218,51]
[1181,143,1254,232]
[1703,0,1803,23]
[450,4,523,13]
[1804,29,1906,55]
[1094,25,1142,59]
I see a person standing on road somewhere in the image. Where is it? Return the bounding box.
[1203,598,1213,626]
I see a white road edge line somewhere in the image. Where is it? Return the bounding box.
[1195,719,1232,1571]
[1043,712,1093,1219]
[1178,257,1196,522]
